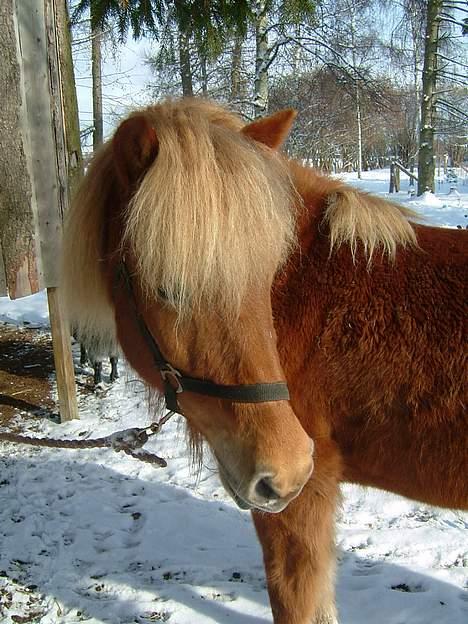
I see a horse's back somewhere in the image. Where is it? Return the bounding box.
[280,211,467,510]
[326,224,467,508]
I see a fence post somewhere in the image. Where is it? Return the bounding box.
[47,288,79,421]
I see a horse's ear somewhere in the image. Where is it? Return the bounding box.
[112,115,159,192]
[241,109,297,150]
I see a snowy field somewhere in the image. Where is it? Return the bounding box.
[0,169,467,623]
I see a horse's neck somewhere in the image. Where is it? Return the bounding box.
[271,168,332,377]
[287,161,343,214]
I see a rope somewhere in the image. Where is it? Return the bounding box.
[0,414,175,468]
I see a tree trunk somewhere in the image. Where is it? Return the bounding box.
[0,0,40,296]
[55,0,83,200]
[355,85,363,179]
[254,1,269,118]
[231,35,243,101]
[418,0,441,195]
[200,51,208,96]
[350,7,362,179]
[411,6,422,167]
[178,28,193,96]
[91,21,103,150]
[290,23,302,74]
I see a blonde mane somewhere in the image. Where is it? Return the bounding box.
[288,163,418,262]
[61,99,297,344]
[60,143,117,352]
[123,99,296,319]
[324,187,418,260]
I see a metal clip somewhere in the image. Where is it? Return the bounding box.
[160,363,183,393]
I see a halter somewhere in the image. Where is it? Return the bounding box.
[116,261,290,415]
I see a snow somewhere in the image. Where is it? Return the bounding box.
[0,290,49,327]
[0,169,467,623]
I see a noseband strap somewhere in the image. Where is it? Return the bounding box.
[116,261,290,415]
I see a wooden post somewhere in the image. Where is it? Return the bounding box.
[44,0,79,421]
[47,288,79,421]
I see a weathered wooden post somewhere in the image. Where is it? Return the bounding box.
[0,0,79,420]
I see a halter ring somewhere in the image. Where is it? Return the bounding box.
[160,364,184,394]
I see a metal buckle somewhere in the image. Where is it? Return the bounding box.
[160,364,183,393]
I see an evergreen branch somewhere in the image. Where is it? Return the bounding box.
[442,0,468,13]
[435,52,468,68]
[437,14,467,29]
[437,99,468,119]
[438,69,468,80]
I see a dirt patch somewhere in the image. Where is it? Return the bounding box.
[0,324,57,428]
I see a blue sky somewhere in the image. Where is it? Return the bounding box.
[74,32,155,149]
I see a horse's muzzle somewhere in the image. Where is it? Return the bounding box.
[217,445,314,514]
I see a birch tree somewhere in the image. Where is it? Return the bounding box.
[251,1,317,117]
[418,0,442,194]
[417,0,467,194]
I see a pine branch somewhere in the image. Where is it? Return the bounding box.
[438,69,468,80]
[437,99,468,119]
[435,52,468,68]
[442,0,468,11]
[437,14,467,29]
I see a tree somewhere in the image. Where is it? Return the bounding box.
[91,8,104,149]
[250,1,318,117]
[73,1,252,98]
[418,0,443,194]
[270,68,396,170]
[416,0,468,194]
[57,0,84,197]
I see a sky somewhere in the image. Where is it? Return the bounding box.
[73,28,155,149]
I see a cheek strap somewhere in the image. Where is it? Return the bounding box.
[115,260,290,415]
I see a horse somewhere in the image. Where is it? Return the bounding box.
[60,98,467,624]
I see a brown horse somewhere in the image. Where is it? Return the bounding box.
[61,98,467,624]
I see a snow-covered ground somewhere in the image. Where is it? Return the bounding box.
[0,169,467,623]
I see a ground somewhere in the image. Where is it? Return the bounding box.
[0,325,56,427]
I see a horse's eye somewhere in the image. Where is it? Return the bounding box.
[158,287,169,301]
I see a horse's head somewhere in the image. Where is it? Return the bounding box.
[63,99,313,513]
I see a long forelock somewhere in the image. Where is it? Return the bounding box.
[122,101,297,320]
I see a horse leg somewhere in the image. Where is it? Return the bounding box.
[80,343,88,366]
[252,439,341,624]
[109,356,119,382]
[93,361,103,385]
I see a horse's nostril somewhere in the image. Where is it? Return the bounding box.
[255,476,281,502]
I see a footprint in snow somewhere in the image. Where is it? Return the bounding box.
[205,591,237,602]
[138,610,171,622]
[345,577,375,591]
[390,583,427,593]
[352,560,384,576]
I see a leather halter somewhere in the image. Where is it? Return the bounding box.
[116,261,290,415]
